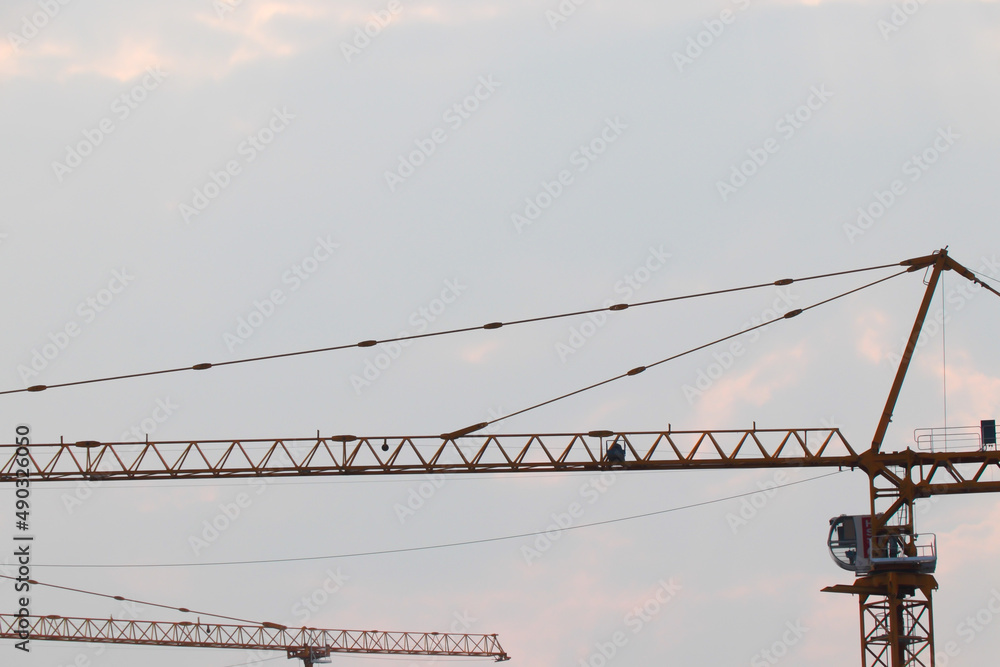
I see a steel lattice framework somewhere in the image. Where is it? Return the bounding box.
[1,428,859,481]
[825,573,937,667]
[4,429,1000,504]
[0,615,509,663]
[3,249,999,667]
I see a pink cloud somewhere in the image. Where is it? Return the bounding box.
[692,344,808,424]
[853,308,891,363]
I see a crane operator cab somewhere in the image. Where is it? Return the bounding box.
[828,514,937,575]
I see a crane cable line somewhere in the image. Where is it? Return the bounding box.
[0,572,264,625]
[217,658,284,667]
[452,269,910,436]
[31,470,845,570]
[941,273,948,433]
[971,268,1000,287]
[0,261,904,398]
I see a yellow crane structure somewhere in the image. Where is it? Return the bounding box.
[0,614,509,665]
[3,248,999,666]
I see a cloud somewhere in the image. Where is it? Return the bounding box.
[63,38,164,82]
[692,344,809,424]
[712,574,800,601]
[937,498,1000,576]
[913,348,1000,426]
[854,307,891,363]
[460,339,502,363]
[1,0,328,83]
[196,0,329,71]
[940,352,1000,425]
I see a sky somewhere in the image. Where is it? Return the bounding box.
[1,0,1000,665]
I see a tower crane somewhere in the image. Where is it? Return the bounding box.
[0,614,510,665]
[3,248,999,666]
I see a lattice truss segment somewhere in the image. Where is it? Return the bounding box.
[870,450,1000,493]
[0,428,860,481]
[0,615,509,661]
[859,588,934,666]
[826,573,937,667]
[867,449,1000,534]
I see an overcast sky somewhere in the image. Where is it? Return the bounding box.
[2,0,1000,665]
